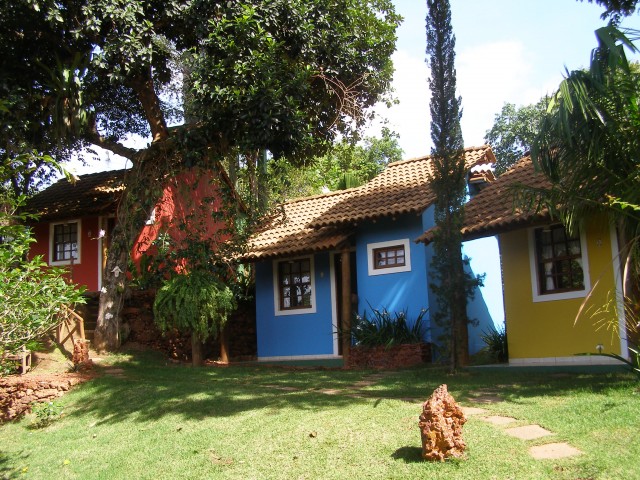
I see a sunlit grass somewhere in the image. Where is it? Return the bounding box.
[0,350,637,479]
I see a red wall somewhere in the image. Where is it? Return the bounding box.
[30,169,231,292]
[29,216,102,292]
[132,168,231,266]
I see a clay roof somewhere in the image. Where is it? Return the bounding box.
[241,189,354,261]
[309,145,496,228]
[242,145,496,261]
[417,156,550,244]
[26,169,127,221]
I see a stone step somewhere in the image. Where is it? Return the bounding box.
[85,329,95,342]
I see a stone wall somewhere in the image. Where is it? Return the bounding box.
[347,343,431,369]
[0,374,90,422]
[122,290,257,362]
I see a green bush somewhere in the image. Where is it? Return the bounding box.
[31,401,64,428]
[1,196,85,373]
[480,325,509,363]
[153,269,236,342]
[351,307,427,348]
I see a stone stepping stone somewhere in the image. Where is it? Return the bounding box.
[319,389,342,395]
[263,385,300,391]
[529,442,582,460]
[352,380,376,388]
[482,415,516,426]
[505,424,553,441]
[461,406,488,416]
[104,368,125,377]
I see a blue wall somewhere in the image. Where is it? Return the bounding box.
[255,252,336,358]
[354,215,430,337]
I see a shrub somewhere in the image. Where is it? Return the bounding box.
[351,307,427,348]
[480,325,509,363]
[1,196,85,374]
[31,401,64,428]
[153,269,236,351]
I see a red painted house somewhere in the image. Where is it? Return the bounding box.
[26,166,237,292]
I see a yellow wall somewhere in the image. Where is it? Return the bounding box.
[500,218,622,360]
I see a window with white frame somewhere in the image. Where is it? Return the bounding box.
[273,257,316,315]
[50,220,81,265]
[529,224,589,301]
[367,239,411,276]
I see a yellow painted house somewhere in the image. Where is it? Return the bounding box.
[421,156,628,366]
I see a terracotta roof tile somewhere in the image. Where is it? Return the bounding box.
[241,190,353,261]
[26,170,127,221]
[309,145,495,228]
[243,145,496,260]
[417,156,550,244]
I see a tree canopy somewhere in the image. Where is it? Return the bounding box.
[484,98,548,175]
[0,0,401,350]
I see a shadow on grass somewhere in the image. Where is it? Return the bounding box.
[0,450,27,479]
[69,348,376,425]
[67,348,636,427]
[391,446,423,463]
[358,363,637,405]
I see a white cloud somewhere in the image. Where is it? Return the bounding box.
[457,41,534,145]
[367,49,430,159]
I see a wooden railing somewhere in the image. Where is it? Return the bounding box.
[56,306,86,353]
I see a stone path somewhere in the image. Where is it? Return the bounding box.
[261,372,583,461]
[464,389,582,460]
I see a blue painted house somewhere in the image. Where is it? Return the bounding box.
[241,146,500,361]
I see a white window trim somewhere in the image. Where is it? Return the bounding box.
[49,219,82,266]
[367,238,411,276]
[273,256,317,316]
[528,225,590,302]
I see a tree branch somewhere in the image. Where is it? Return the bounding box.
[127,68,170,143]
[85,117,139,161]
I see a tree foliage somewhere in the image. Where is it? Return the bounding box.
[581,0,638,23]
[484,98,549,175]
[530,26,640,347]
[265,128,403,201]
[153,270,236,344]
[0,195,85,370]
[0,0,400,350]
[426,0,478,369]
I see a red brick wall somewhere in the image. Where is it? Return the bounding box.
[347,343,431,369]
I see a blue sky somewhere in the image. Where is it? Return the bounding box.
[378,0,640,158]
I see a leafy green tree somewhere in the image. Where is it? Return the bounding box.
[0,194,85,373]
[154,270,236,366]
[266,128,403,202]
[581,0,638,23]
[426,0,478,369]
[1,0,400,350]
[484,98,549,175]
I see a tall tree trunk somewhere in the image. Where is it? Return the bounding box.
[219,324,229,364]
[257,149,269,213]
[341,247,352,367]
[192,333,203,366]
[93,228,128,351]
[93,144,175,351]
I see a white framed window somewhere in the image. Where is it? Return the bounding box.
[49,220,82,266]
[367,238,411,276]
[528,224,590,302]
[273,256,317,316]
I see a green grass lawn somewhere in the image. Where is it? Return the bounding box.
[1,349,638,480]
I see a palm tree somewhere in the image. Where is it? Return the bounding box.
[530,25,640,349]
